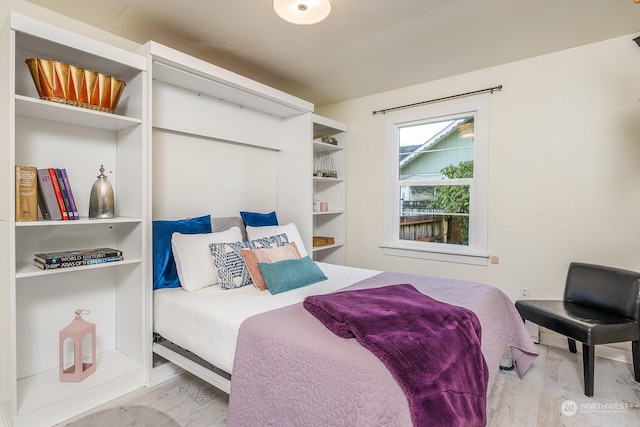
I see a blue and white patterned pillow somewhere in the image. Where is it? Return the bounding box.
[249,233,289,250]
[209,241,253,290]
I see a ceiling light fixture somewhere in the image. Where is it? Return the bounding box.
[273,0,332,25]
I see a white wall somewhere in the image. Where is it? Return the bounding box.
[317,34,640,302]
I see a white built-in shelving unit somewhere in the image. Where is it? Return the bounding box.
[0,13,148,427]
[141,41,314,389]
[312,114,346,265]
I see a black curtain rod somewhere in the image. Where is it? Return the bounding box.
[372,85,503,116]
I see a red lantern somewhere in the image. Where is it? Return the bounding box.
[59,309,96,382]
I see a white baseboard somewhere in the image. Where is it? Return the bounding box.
[539,331,633,364]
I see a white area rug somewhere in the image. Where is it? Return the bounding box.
[63,405,180,427]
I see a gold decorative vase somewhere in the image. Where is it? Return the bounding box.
[25,58,126,114]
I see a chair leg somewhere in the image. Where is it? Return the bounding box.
[632,340,640,382]
[582,343,595,397]
[568,338,577,353]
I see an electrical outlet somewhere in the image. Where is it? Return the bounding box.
[520,288,530,298]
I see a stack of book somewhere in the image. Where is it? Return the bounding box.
[33,247,123,270]
[16,166,74,222]
[36,168,80,221]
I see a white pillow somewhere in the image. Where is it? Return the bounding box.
[246,223,308,257]
[171,226,243,291]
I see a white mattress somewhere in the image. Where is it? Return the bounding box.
[153,262,379,374]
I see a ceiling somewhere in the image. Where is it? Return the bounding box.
[24,0,640,107]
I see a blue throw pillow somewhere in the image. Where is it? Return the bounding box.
[258,256,327,295]
[152,215,212,289]
[240,210,278,227]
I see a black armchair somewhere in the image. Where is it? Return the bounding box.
[515,262,640,397]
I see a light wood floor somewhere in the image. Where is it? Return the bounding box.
[60,343,640,426]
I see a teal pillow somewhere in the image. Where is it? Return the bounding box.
[258,256,327,295]
[240,210,278,227]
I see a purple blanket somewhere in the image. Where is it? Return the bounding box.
[303,284,488,427]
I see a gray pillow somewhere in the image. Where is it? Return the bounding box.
[211,216,247,241]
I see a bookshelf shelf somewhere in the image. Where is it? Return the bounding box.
[313,176,344,183]
[311,241,345,252]
[312,210,344,216]
[14,217,143,227]
[313,140,342,153]
[17,349,141,418]
[16,258,142,278]
[15,95,142,131]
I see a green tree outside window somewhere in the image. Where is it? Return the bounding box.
[430,160,473,244]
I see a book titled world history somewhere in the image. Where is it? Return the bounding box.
[34,247,123,265]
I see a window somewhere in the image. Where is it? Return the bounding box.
[383,98,488,264]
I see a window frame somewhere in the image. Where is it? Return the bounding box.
[382,97,489,265]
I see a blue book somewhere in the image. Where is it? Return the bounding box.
[60,168,79,220]
[54,169,73,220]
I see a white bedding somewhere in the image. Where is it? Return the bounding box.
[153,262,379,374]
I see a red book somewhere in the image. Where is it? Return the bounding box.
[48,167,69,220]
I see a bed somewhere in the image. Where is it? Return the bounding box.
[153,255,538,426]
[154,262,378,377]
